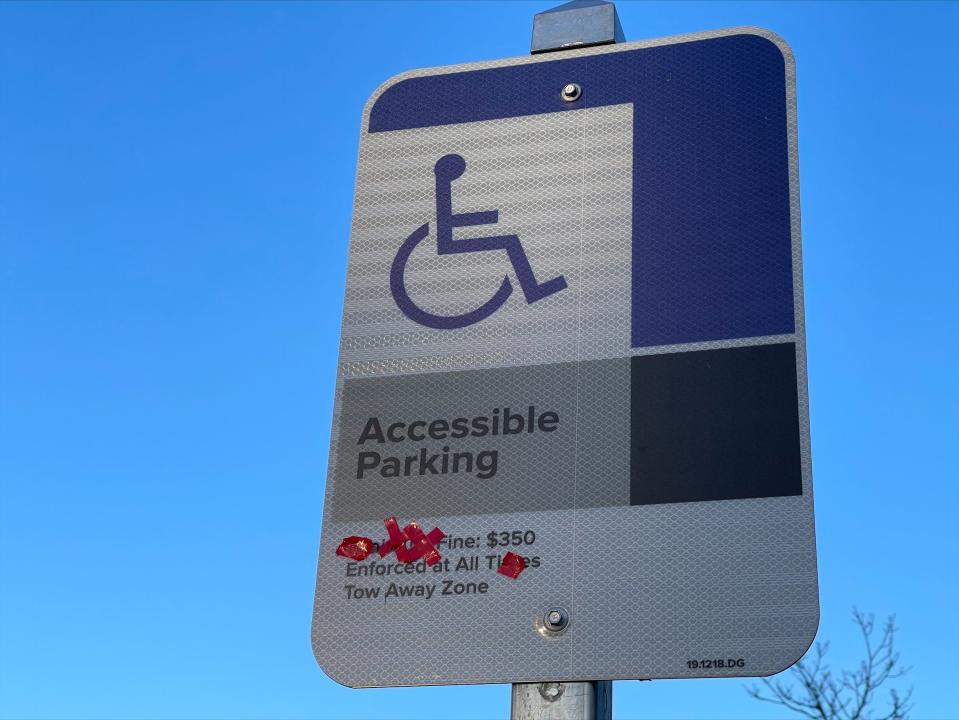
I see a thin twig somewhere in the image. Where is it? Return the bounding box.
[745,610,912,720]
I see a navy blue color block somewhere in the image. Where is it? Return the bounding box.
[369,33,796,347]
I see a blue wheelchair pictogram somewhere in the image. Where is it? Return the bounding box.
[390,154,568,330]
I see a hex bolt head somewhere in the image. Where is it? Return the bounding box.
[544,607,569,632]
[561,83,582,102]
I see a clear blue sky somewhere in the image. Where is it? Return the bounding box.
[1,2,956,719]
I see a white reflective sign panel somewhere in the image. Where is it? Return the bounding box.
[313,27,818,687]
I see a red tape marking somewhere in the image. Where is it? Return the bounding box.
[377,516,445,566]
[335,536,374,561]
[498,551,526,579]
[378,516,407,559]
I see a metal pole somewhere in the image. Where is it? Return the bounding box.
[515,3,625,717]
[511,681,612,720]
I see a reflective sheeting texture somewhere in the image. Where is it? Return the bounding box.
[313,27,817,688]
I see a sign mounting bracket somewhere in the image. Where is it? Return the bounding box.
[531,0,626,54]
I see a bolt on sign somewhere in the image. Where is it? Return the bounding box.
[312,27,818,687]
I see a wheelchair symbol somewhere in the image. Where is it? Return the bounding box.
[390,154,568,330]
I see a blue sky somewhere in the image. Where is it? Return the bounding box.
[1,1,957,719]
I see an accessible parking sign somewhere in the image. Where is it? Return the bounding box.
[313,26,818,687]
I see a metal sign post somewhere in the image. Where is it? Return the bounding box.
[312,0,819,709]
[512,680,612,720]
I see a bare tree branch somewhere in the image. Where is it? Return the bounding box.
[746,609,912,720]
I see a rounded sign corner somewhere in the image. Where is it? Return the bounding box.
[730,26,797,69]
[362,68,426,132]
[312,641,360,689]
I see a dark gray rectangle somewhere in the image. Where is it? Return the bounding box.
[630,343,803,506]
